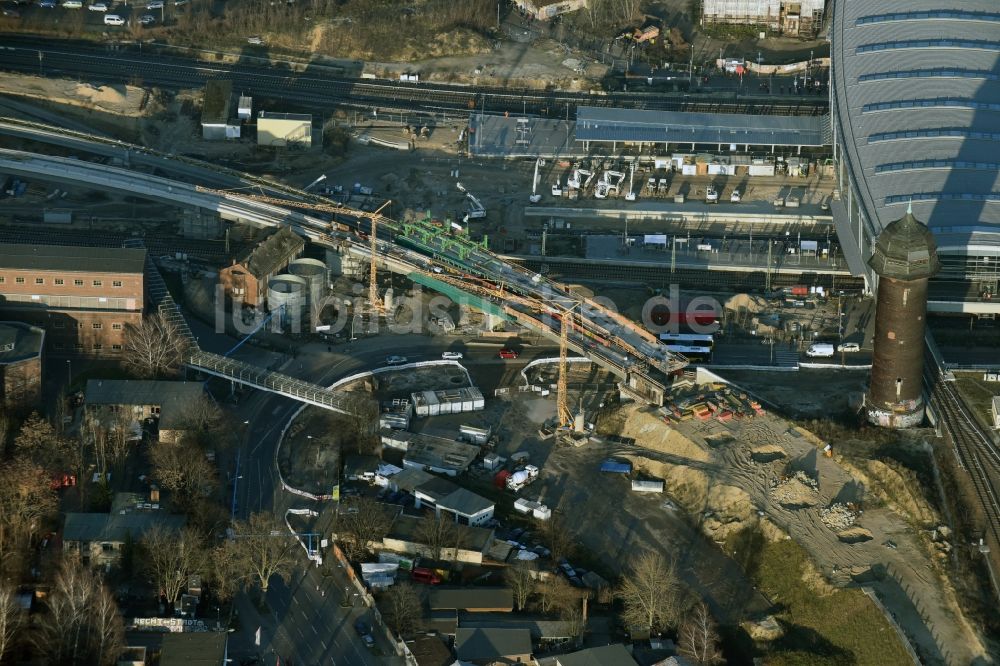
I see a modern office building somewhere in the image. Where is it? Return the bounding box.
[830,1,1000,317]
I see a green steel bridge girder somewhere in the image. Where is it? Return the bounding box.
[406,272,509,321]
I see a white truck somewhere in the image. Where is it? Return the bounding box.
[806,343,835,358]
[506,465,539,492]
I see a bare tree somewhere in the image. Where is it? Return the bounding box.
[381,582,422,636]
[538,574,577,614]
[0,583,23,663]
[150,440,217,506]
[616,550,683,634]
[0,457,58,575]
[91,584,125,666]
[123,312,188,378]
[140,526,206,606]
[35,558,123,666]
[229,512,300,595]
[209,540,243,602]
[678,602,725,665]
[336,497,392,561]
[538,516,575,564]
[415,513,458,562]
[505,561,535,611]
[560,597,587,643]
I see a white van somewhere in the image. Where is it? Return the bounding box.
[61,0,82,7]
[103,13,124,23]
[806,343,835,358]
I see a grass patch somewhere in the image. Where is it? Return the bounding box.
[742,535,912,665]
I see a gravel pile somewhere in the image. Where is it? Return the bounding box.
[770,471,820,508]
[820,503,859,530]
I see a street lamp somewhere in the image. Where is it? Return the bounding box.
[66,359,71,388]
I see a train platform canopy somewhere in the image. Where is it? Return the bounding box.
[575,107,831,149]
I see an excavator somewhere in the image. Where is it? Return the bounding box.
[529,158,542,203]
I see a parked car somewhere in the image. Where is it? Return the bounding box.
[246,35,264,45]
[498,348,518,359]
[145,0,162,7]
[61,1,83,8]
[385,355,408,366]
[103,13,124,24]
[837,342,861,353]
[39,0,57,8]
[353,619,375,649]
[88,2,108,10]
[441,351,463,360]
[138,13,155,23]
[411,567,442,585]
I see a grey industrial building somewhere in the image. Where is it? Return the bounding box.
[830,1,1000,316]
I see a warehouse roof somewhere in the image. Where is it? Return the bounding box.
[0,244,145,274]
[404,438,480,473]
[831,0,1000,236]
[575,106,830,147]
[235,227,305,278]
[437,486,494,517]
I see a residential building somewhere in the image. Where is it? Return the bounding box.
[702,0,825,36]
[455,627,533,665]
[219,227,305,309]
[0,322,44,411]
[0,244,145,357]
[63,502,185,567]
[557,644,637,666]
[513,0,586,20]
[429,587,514,613]
[84,379,207,443]
[257,111,313,148]
[406,633,452,666]
[382,514,495,565]
[413,477,495,526]
[201,80,240,140]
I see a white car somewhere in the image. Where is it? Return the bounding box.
[103,12,124,23]
[88,2,108,10]
[837,342,861,353]
[61,0,82,7]
[138,12,155,23]
[441,351,464,360]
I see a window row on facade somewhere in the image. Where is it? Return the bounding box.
[0,276,125,287]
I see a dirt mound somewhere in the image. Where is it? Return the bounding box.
[800,558,836,596]
[743,615,784,641]
[750,443,786,462]
[770,471,819,508]
[702,485,755,541]
[725,293,768,314]
[621,453,709,513]
[617,405,709,462]
[836,526,873,543]
[759,517,788,543]
[863,460,938,528]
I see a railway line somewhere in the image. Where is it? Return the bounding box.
[0,37,829,118]
[925,351,1000,598]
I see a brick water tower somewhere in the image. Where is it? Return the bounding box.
[865,204,940,428]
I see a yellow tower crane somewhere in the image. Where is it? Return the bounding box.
[557,306,575,428]
[368,200,391,314]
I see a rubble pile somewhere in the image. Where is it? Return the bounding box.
[820,503,859,530]
[770,471,819,508]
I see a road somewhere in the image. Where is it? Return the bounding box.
[0,35,828,117]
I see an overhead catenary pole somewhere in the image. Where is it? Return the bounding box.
[557,309,573,427]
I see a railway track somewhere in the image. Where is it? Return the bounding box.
[0,36,829,118]
[925,357,1000,558]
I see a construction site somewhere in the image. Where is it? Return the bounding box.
[0,21,998,666]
